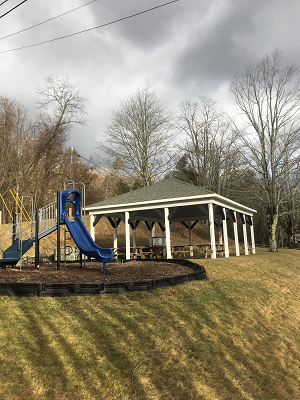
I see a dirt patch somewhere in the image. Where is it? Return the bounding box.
[0,260,198,283]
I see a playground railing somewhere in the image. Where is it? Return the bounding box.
[19,222,35,241]
[18,221,35,269]
[0,224,15,254]
[38,201,57,236]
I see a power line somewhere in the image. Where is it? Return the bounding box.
[75,152,116,177]
[0,0,10,7]
[75,151,125,178]
[0,0,99,41]
[0,0,27,19]
[0,0,179,53]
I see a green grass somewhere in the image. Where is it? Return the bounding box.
[0,248,299,399]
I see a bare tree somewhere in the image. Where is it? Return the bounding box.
[20,75,88,204]
[177,96,239,195]
[0,81,90,217]
[35,75,87,151]
[0,97,33,206]
[230,49,300,252]
[98,86,173,187]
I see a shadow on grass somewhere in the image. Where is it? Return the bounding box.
[0,268,299,400]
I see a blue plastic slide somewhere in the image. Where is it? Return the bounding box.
[60,189,113,273]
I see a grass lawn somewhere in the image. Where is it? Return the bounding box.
[0,248,299,399]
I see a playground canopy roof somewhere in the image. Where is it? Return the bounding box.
[85,178,256,222]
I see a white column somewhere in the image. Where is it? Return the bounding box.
[90,215,95,241]
[162,224,166,257]
[222,208,229,258]
[242,213,249,255]
[148,224,153,247]
[132,225,137,248]
[125,211,131,260]
[148,223,153,258]
[250,216,256,254]
[218,218,223,245]
[164,207,172,259]
[208,203,216,259]
[188,221,193,257]
[113,217,118,257]
[233,211,240,256]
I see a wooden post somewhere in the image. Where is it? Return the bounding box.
[250,216,256,254]
[0,210,2,226]
[208,203,216,259]
[222,208,229,258]
[125,211,131,260]
[132,224,137,248]
[218,218,223,245]
[162,224,166,257]
[242,213,249,255]
[164,207,171,259]
[148,222,153,258]
[113,217,118,259]
[148,224,153,247]
[233,211,240,256]
[188,221,193,257]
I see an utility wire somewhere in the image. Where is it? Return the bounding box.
[0,0,179,53]
[0,0,98,41]
[75,151,126,178]
[75,152,117,177]
[0,0,10,7]
[0,0,27,19]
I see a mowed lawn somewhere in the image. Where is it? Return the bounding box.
[0,248,299,400]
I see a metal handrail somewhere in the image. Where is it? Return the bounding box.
[0,224,14,254]
[37,201,57,235]
[1,199,58,266]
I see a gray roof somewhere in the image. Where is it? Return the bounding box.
[87,178,215,208]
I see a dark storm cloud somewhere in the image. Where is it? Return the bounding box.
[88,0,181,51]
[171,0,300,96]
[1,0,300,158]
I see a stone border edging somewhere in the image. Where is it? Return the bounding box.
[0,259,206,297]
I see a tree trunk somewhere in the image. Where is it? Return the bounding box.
[268,207,278,252]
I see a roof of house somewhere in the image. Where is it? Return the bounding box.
[87,178,215,208]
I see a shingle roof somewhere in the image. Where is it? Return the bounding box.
[87,178,215,208]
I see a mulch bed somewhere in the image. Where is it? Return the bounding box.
[0,260,197,283]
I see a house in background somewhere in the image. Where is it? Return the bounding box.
[294,233,300,244]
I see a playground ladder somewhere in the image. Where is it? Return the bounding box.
[0,200,58,261]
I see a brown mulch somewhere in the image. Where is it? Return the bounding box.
[0,260,197,283]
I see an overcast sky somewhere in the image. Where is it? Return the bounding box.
[1,0,300,162]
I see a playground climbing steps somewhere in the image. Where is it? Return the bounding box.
[0,238,34,268]
[0,199,57,257]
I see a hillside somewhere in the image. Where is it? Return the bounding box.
[0,248,298,399]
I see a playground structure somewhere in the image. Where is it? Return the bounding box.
[0,189,33,224]
[0,188,114,274]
